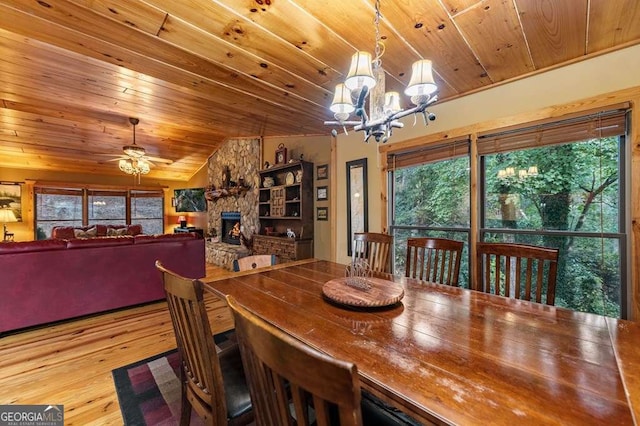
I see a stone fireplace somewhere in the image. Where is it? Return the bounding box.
[205,137,261,269]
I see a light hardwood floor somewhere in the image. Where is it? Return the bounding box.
[0,263,235,425]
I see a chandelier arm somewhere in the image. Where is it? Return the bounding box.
[323,120,361,126]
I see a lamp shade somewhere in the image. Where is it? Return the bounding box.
[329,83,355,114]
[0,209,18,223]
[344,51,376,91]
[383,91,402,114]
[404,59,437,97]
[177,215,187,228]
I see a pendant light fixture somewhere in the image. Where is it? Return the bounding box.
[325,0,438,143]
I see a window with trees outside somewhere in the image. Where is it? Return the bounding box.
[35,186,164,239]
[389,108,629,318]
[389,140,471,287]
[479,110,627,318]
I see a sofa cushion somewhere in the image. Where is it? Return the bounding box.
[95,224,108,236]
[128,224,143,236]
[51,226,75,240]
[66,236,134,248]
[0,239,68,254]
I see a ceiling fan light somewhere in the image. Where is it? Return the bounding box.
[404,59,437,99]
[119,158,133,174]
[345,51,376,91]
[329,83,355,114]
[137,159,150,174]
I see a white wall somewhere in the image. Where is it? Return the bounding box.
[335,44,640,264]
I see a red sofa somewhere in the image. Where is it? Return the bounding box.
[0,233,205,334]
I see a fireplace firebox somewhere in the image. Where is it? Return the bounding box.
[221,211,241,245]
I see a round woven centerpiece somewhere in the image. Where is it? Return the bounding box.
[322,277,404,308]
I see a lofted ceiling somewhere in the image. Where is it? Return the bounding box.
[0,0,639,181]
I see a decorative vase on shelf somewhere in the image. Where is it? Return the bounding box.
[263,177,275,188]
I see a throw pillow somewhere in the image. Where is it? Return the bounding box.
[74,227,97,239]
[107,227,128,236]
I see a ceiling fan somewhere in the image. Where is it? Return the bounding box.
[102,117,173,175]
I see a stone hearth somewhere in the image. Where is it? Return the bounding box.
[206,242,249,270]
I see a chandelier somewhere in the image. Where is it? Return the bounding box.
[324,0,438,143]
[497,166,539,180]
[119,117,150,180]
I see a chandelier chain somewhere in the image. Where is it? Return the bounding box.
[374,0,382,67]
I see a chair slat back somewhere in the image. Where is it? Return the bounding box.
[233,254,277,272]
[226,296,363,426]
[352,232,393,273]
[156,261,228,425]
[405,237,464,286]
[475,243,559,305]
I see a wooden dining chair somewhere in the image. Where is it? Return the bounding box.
[226,295,363,425]
[352,232,393,274]
[405,237,464,286]
[156,261,253,426]
[475,242,559,305]
[232,254,276,272]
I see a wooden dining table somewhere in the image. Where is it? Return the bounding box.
[205,259,640,425]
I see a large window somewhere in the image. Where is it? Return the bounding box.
[88,190,126,226]
[479,111,626,318]
[35,188,83,239]
[389,109,629,318]
[389,141,471,286]
[131,190,164,235]
[35,186,164,239]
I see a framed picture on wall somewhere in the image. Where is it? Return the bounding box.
[316,164,328,180]
[0,182,22,222]
[317,207,328,221]
[316,186,328,201]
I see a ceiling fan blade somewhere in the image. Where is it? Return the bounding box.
[144,155,173,164]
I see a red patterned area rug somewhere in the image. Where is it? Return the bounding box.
[112,332,233,426]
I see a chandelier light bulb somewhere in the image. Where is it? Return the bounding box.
[384,91,402,114]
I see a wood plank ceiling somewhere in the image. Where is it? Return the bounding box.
[0,0,639,181]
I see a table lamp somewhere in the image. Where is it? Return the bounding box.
[0,208,18,242]
[177,215,187,228]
